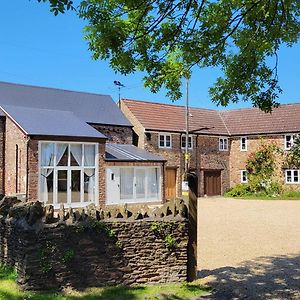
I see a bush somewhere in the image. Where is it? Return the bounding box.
[225,184,251,197]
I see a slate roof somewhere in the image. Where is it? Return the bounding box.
[122,99,300,136]
[105,143,166,161]
[1,105,106,139]
[0,81,132,127]
[121,99,229,135]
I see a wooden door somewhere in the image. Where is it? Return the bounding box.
[165,168,176,199]
[204,170,221,196]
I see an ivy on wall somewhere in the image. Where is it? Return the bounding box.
[286,136,300,169]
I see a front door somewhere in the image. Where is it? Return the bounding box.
[204,170,221,196]
[166,168,176,199]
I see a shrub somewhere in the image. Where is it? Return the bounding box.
[225,184,251,197]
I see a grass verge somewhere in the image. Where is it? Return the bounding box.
[0,265,210,300]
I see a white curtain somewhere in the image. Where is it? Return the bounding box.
[136,169,145,199]
[70,144,82,166]
[120,168,134,200]
[56,144,68,165]
[84,145,96,202]
[147,168,159,199]
[40,143,54,203]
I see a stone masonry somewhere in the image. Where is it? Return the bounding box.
[0,197,188,290]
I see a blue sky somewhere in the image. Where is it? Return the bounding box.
[1,1,300,109]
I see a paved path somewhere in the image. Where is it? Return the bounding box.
[197,197,300,299]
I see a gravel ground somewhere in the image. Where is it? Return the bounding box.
[197,197,300,299]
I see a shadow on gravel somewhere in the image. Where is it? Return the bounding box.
[198,253,300,300]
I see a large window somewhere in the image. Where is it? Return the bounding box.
[285,170,299,184]
[106,167,161,204]
[159,134,172,148]
[39,142,98,208]
[285,134,298,150]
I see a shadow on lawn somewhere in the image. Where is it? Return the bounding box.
[198,253,300,300]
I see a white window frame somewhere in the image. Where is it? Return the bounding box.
[106,166,162,205]
[240,170,248,183]
[181,135,193,150]
[219,137,229,151]
[285,134,298,150]
[240,136,247,151]
[38,141,99,208]
[285,169,300,184]
[158,133,172,149]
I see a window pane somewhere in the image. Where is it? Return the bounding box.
[57,170,68,204]
[41,143,54,167]
[181,136,186,148]
[219,139,224,149]
[84,169,95,202]
[70,144,82,166]
[159,135,165,147]
[188,137,192,148]
[136,169,146,199]
[120,168,134,200]
[286,171,292,182]
[165,135,171,147]
[71,170,81,203]
[40,169,54,204]
[147,168,159,199]
[57,144,69,166]
[294,170,299,182]
[84,144,96,166]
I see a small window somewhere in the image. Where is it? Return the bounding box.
[285,134,298,150]
[159,134,172,148]
[241,170,248,183]
[181,135,192,149]
[240,137,247,151]
[285,170,300,184]
[219,137,228,151]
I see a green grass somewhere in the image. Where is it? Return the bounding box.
[225,191,300,200]
[0,265,210,300]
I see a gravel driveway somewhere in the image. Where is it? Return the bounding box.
[197,197,300,299]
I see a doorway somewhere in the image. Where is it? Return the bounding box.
[165,168,177,199]
[204,170,221,196]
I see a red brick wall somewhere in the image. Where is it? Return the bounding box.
[230,135,300,191]
[5,118,28,196]
[0,118,5,195]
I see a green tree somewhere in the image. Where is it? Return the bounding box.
[37,0,300,111]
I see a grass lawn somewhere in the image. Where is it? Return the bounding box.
[0,265,210,300]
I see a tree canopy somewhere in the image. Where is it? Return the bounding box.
[37,0,300,112]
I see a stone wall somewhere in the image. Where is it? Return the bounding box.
[0,198,188,290]
[143,132,197,197]
[197,136,230,196]
[92,124,133,144]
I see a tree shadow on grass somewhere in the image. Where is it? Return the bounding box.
[198,253,300,299]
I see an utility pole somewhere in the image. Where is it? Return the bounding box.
[182,77,190,198]
[185,77,189,178]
